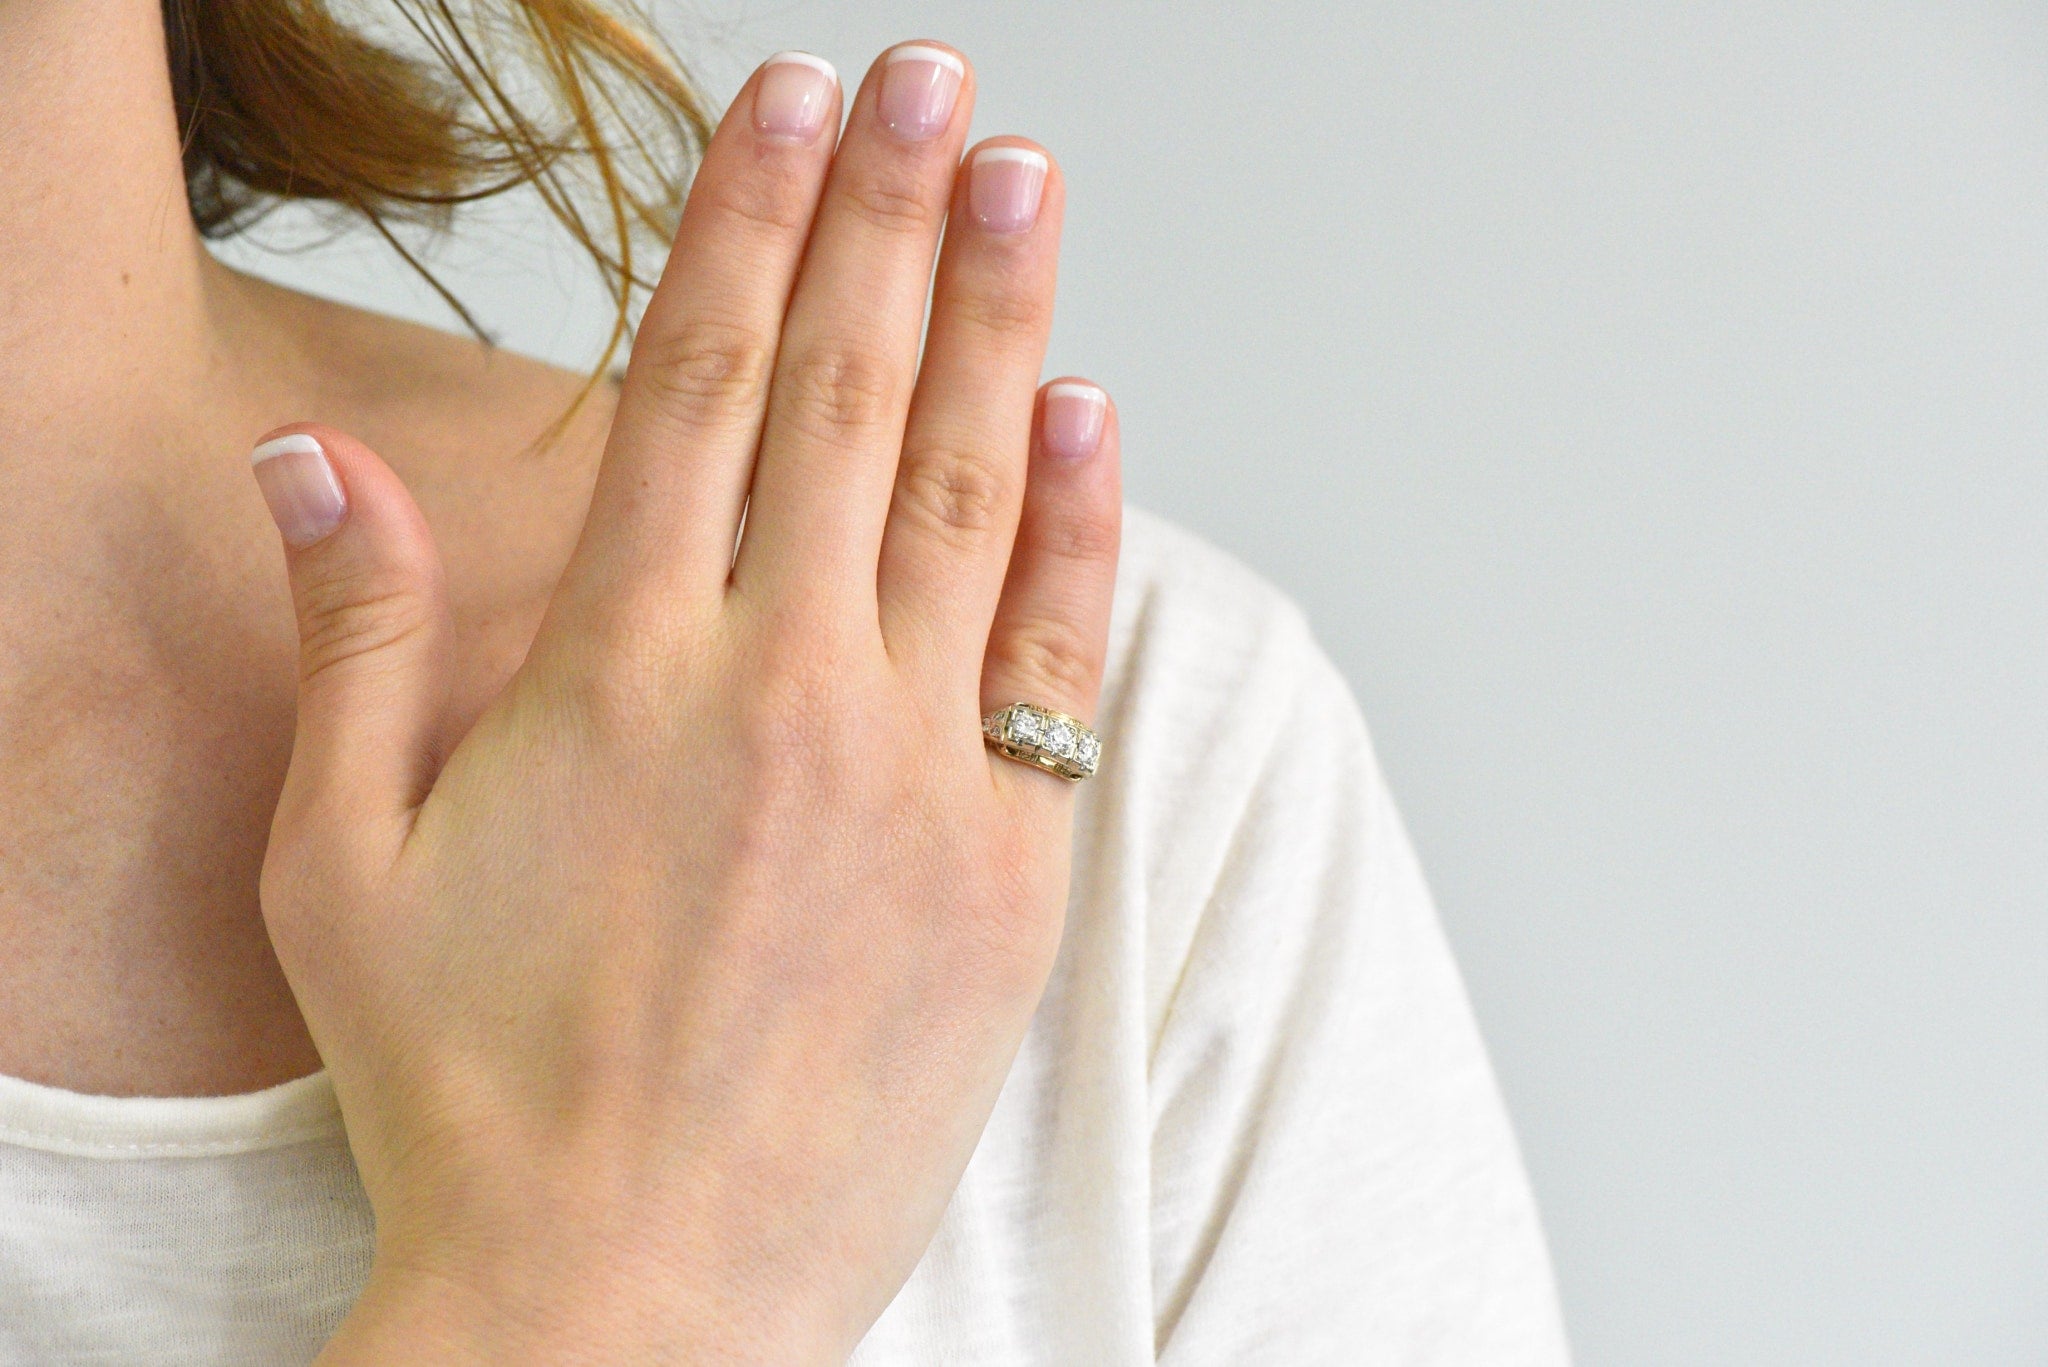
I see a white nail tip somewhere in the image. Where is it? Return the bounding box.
[250,433,323,466]
[886,44,966,77]
[764,51,838,83]
[1046,382,1105,405]
[973,147,1049,171]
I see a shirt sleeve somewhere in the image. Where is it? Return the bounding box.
[1143,608,1572,1365]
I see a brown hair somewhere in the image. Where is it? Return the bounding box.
[161,0,717,429]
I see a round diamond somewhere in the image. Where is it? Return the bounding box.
[1009,707,1044,745]
[1046,719,1076,757]
[1077,732,1101,769]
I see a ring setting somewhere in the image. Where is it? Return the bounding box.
[982,702,1101,782]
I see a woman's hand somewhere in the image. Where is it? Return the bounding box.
[248,41,1119,1364]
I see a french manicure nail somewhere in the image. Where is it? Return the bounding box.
[878,43,964,142]
[251,433,347,547]
[1042,383,1107,461]
[971,146,1049,234]
[753,51,837,144]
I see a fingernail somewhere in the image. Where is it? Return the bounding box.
[753,52,837,144]
[878,43,963,142]
[971,146,1049,234]
[251,433,347,547]
[1041,382,1107,461]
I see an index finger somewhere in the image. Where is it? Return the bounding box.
[546,51,842,638]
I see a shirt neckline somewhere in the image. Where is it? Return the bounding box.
[0,1067,344,1159]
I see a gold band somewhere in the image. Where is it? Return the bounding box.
[981,703,1101,782]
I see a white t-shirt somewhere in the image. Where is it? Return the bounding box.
[0,509,1572,1365]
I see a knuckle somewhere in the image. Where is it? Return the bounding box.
[990,615,1098,708]
[745,603,850,707]
[295,571,434,688]
[731,621,868,776]
[637,316,774,414]
[570,670,664,754]
[255,855,327,963]
[259,821,364,919]
[843,165,940,235]
[1035,498,1120,565]
[558,617,693,744]
[776,342,899,439]
[955,283,1052,339]
[896,440,1012,541]
[259,831,401,986]
[703,169,816,237]
[737,664,836,764]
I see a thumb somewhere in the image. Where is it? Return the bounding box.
[251,425,455,839]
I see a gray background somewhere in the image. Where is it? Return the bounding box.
[219,3,2048,1362]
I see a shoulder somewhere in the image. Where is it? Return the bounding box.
[242,271,621,473]
[243,273,618,601]
[1086,508,1381,1030]
[243,278,620,701]
[1074,519,1570,1358]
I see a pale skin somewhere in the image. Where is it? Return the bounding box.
[0,2,1119,1362]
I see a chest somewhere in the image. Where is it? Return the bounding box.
[0,576,541,1096]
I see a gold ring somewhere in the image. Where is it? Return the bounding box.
[982,703,1101,782]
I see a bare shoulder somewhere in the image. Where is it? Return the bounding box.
[237,272,621,701]
[256,276,618,594]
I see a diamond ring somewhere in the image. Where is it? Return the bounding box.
[982,702,1101,782]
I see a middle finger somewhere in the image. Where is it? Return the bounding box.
[730,41,974,609]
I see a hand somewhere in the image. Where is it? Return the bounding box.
[247,40,1120,1364]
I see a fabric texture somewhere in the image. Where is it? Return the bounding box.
[0,508,1571,1365]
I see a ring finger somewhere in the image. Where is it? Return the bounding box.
[876,136,1061,689]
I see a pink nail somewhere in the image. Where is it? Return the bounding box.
[251,434,347,547]
[878,44,963,142]
[753,52,837,144]
[971,146,1049,235]
[1041,382,1107,461]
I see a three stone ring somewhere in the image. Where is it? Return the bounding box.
[981,702,1102,782]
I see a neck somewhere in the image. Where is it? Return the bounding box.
[0,0,241,437]
[0,1,321,1100]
